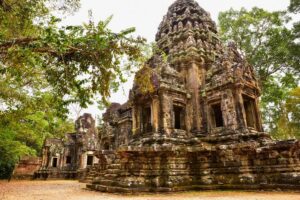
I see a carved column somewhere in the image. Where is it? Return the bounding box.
[132,105,137,135]
[160,91,172,136]
[234,85,247,129]
[255,98,264,132]
[199,60,207,134]
[186,61,201,133]
[152,95,159,133]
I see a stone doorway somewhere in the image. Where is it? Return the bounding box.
[210,103,224,128]
[87,155,94,166]
[66,156,71,164]
[243,95,258,130]
[173,105,185,130]
[52,157,58,168]
[142,107,152,133]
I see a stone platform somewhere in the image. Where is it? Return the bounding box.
[87,134,300,193]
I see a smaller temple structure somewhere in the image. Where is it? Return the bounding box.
[35,113,99,179]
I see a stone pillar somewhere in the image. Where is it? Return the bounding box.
[255,98,264,132]
[132,105,141,135]
[132,105,137,135]
[186,61,201,133]
[79,153,83,169]
[137,106,141,134]
[199,62,207,134]
[46,150,51,168]
[152,95,160,133]
[200,97,209,134]
[221,89,238,130]
[81,153,86,169]
[160,92,172,136]
[41,148,47,168]
[59,153,64,169]
[234,86,247,129]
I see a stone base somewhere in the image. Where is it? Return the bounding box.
[87,135,300,193]
[34,169,78,180]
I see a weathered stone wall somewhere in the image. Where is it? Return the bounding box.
[13,156,41,180]
[88,139,300,192]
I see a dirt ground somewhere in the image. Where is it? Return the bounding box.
[0,180,300,200]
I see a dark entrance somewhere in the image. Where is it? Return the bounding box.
[52,157,58,168]
[142,107,152,133]
[210,103,224,128]
[66,156,71,164]
[173,105,185,130]
[87,155,94,166]
[103,142,110,150]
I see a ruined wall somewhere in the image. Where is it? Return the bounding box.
[13,157,41,179]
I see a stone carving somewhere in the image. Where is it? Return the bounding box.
[185,20,193,29]
[185,32,196,48]
[178,21,184,31]
[194,21,200,29]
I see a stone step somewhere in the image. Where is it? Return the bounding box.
[87,184,132,193]
[97,179,115,186]
[107,164,121,169]
[106,169,121,174]
[104,174,119,178]
[87,183,174,193]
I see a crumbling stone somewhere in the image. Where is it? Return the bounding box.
[34,113,99,180]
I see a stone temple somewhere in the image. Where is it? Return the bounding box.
[86,0,300,192]
[14,0,300,192]
[35,113,99,179]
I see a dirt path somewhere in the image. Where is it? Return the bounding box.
[0,180,300,200]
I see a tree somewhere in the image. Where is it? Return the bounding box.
[274,87,300,139]
[289,0,300,13]
[288,0,300,73]
[0,0,145,109]
[0,0,145,178]
[218,7,299,138]
[0,92,75,179]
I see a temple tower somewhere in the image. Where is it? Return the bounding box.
[155,0,222,135]
[130,0,263,140]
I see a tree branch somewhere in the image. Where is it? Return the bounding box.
[0,37,39,48]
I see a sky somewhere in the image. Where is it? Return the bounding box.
[62,0,291,121]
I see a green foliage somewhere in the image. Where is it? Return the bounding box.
[135,66,157,94]
[134,43,168,95]
[218,7,299,139]
[289,0,300,13]
[0,127,35,179]
[0,92,75,178]
[273,87,300,139]
[0,0,145,178]
[288,0,300,74]
[219,7,297,82]
[0,0,145,108]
